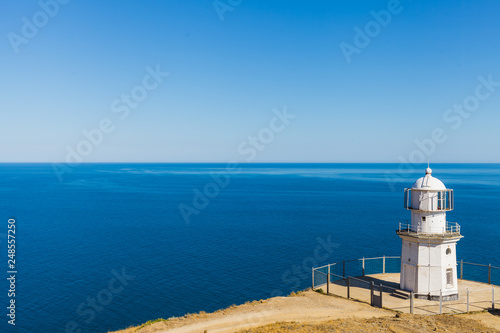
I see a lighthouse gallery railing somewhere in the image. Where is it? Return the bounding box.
[397,221,460,236]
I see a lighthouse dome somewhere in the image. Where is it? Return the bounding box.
[412,168,446,190]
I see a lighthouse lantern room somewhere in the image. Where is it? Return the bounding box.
[397,167,463,300]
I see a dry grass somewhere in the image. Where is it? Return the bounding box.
[288,290,305,297]
[237,312,500,333]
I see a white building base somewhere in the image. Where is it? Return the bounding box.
[415,292,459,301]
[398,235,463,301]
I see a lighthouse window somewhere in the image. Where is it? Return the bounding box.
[446,248,451,255]
[422,216,426,221]
[446,268,453,288]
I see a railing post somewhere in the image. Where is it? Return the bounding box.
[467,288,470,313]
[439,289,443,314]
[362,257,365,276]
[410,291,414,314]
[327,265,330,295]
[383,255,386,274]
[493,288,495,310]
[343,260,345,278]
[460,259,463,280]
[312,268,315,290]
[370,281,374,306]
[380,284,383,308]
[347,277,350,299]
[489,264,492,284]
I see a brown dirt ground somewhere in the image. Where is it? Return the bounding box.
[110,290,500,333]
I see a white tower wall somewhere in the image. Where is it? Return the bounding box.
[410,210,446,233]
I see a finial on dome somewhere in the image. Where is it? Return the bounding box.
[425,162,432,175]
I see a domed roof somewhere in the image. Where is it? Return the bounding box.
[412,168,446,190]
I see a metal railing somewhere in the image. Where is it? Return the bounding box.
[312,256,500,315]
[312,256,401,282]
[312,256,401,296]
[397,222,461,236]
[459,260,500,285]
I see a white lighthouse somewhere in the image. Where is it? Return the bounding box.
[397,167,462,300]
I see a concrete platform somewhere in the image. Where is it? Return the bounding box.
[317,273,500,315]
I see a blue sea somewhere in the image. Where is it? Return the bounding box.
[1,163,499,332]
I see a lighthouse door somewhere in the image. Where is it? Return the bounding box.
[404,265,416,291]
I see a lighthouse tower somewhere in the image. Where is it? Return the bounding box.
[397,167,462,300]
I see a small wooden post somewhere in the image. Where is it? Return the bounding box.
[347,277,350,299]
[410,291,414,314]
[439,289,443,314]
[380,284,383,308]
[489,264,492,285]
[362,257,365,276]
[327,265,330,295]
[383,255,386,274]
[312,268,315,290]
[493,288,495,310]
[370,281,374,306]
[467,288,470,313]
[343,260,346,278]
[460,259,463,280]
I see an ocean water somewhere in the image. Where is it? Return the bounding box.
[1,163,499,332]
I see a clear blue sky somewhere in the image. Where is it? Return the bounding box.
[1,0,499,163]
